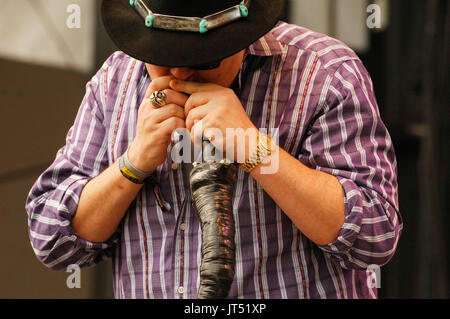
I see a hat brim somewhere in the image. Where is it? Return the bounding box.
[101,0,284,67]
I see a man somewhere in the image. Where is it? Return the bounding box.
[26,0,402,298]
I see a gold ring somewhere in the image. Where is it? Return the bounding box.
[150,90,167,108]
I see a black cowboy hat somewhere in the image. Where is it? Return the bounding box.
[101,0,285,68]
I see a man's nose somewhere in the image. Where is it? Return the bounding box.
[170,67,195,81]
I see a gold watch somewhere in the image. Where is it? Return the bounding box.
[240,133,275,173]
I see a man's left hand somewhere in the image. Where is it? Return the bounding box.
[170,79,258,162]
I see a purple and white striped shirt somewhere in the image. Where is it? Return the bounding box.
[26,22,402,299]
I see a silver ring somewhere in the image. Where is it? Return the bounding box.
[150,90,167,108]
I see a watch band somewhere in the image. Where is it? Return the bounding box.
[240,133,275,173]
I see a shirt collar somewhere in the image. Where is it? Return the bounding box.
[246,28,284,57]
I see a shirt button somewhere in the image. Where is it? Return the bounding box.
[178,286,184,294]
[171,163,179,170]
[180,223,186,231]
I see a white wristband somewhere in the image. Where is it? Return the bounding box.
[123,148,154,179]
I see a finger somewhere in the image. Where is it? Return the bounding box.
[190,119,204,146]
[145,76,175,98]
[159,117,186,139]
[184,93,210,116]
[149,104,186,124]
[185,104,209,132]
[141,89,188,113]
[159,89,188,108]
[203,126,223,143]
[170,79,217,95]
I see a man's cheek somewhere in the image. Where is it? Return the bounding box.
[190,75,208,83]
[146,64,170,79]
[194,70,222,84]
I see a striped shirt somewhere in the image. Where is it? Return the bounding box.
[26,22,402,299]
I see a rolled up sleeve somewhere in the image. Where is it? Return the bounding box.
[25,56,118,270]
[298,60,403,270]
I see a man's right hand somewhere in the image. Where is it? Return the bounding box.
[73,77,188,243]
[128,76,188,172]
